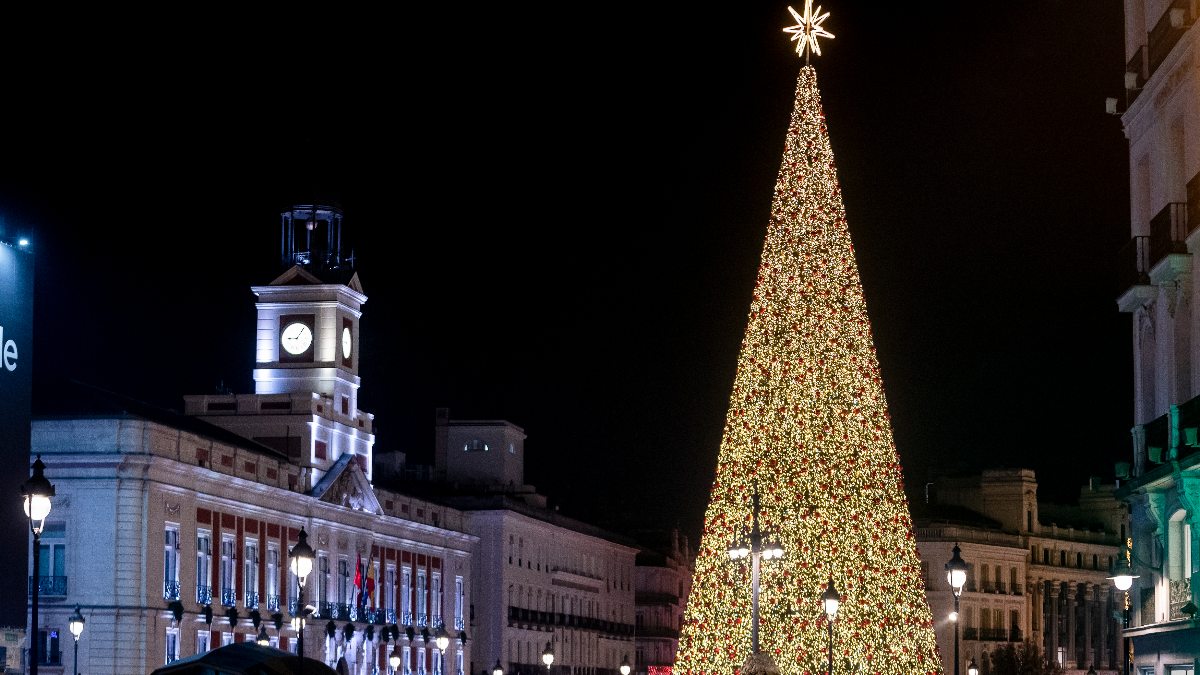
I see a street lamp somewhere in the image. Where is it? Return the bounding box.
[289,527,315,663]
[945,544,969,675]
[727,490,783,666]
[542,641,554,672]
[1107,539,1138,675]
[967,658,978,675]
[68,604,84,675]
[822,579,840,675]
[22,455,55,675]
[257,625,270,646]
[492,659,504,675]
[619,654,631,675]
[1087,666,1097,675]
[435,625,450,675]
[389,646,402,674]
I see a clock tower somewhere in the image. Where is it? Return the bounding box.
[185,203,376,488]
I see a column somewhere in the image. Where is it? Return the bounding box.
[1083,583,1094,669]
[1048,583,1059,665]
[1066,583,1077,669]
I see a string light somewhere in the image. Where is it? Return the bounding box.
[673,65,939,675]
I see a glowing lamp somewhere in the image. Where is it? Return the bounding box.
[945,544,968,594]
[821,579,840,618]
[289,528,315,586]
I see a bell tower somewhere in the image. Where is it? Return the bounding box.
[185,203,375,488]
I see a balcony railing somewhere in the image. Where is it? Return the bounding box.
[35,649,62,666]
[197,584,212,605]
[267,594,280,612]
[402,611,414,625]
[245,591,259,608]
[417,613,428,627]
[454,616,465,630]
[1148,0,1194,77]
[27,576,68,596]
[1149,202,1189,268]
[1117,235,1152,297]
[164,580,181,601]
[221,587,237,607]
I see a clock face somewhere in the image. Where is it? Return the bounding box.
[281,321,314,355]
[341,326,352,360]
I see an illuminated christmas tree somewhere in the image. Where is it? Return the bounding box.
[674,4,940,674]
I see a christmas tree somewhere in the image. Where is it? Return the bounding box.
[673,5,940,674]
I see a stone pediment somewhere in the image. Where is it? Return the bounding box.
[311,453,381,515]
[269,265,363,293]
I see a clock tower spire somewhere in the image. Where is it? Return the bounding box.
[185,202,375,489]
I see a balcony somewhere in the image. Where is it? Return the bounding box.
[266,594,280,612]
[1117,236,1154,312]
[1148,0,1194,78]
[221,587,237,607]
[245,591,259,609]
[27,576,67,596]
[34,649,62,666]
[197,584,212,605]
[164,580,181,601]
[1149,203,1190,284]
[402,611,414,626]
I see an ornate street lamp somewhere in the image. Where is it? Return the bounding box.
[967,658,978,675]
[492,659,504,675]
[1107,539,1138,675]
[542,642,555,672]
[822,579,840,675]
[22,456,55,675]
[389,646,402,674]
[727,490,783,669]
[289,528,315,663]
[435,625,450,675]
[619,654,631,675]
[257,625,270,646]
[945,544,969,675]
[68,604,85,675]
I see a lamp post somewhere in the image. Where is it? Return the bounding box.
[435,625,450,675]
[945,544,968,675]
[22,456,55,675]
[389,641,402,675]
[822,579,840,675]
[542,641,554,673]
[727,491,783,661]
[619,654,631,675]
[492,659,504,675]
[967,658,978,675]
[1107,540,1138,675]
[289,527,315,665]
[257,625,270,646]
[68,604,84,675]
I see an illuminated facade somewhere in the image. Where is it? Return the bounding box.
[915,470,1124,675]
[25,204,476,674]
[632,529,692,675]
[1113,0,1200,670]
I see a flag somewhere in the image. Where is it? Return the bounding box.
[365,554,376,609]
[353,552,363,609]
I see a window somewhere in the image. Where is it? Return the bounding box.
[339,558,351,607]
[432,572,442,625]
[1059,551,1066,566]
[197,630,210,654]
[165,627,179,664]
[266,546,279,611]
[464,439,488,452]
[433,648,442,675]
[1042,549,1050,564]
[402,646,412,675]
[387,566,397,618]
[456,648,464,675]
[454,576,464,630]
[402,567,413,624]
[318,554,330,609]
[1167,667,1195,675]
[244,539,259,607]
[1168,510,1193,580]
[1076,552,1083,568]
[222,632,234,647]
[164,525,181,600]
[418,646,427,675]
[37,522,66,595]
[418,570,428,626]
[220,537,236,606]
[196,531,212,604]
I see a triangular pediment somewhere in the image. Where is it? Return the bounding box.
[269,265,325,286]
[311,453,381,515]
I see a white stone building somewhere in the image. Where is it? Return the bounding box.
[631,529,692,675]
[915,469,1124,675]
[25,204,476,675]
[1112,0,1200,670]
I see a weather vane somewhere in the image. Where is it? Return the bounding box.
[784,0,834,63]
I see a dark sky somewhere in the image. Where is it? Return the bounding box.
[0,2,1131,547]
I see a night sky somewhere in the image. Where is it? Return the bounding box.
[0,2,1131,547]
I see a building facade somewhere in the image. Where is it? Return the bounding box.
[25,204,477,674]
[916,469,1124,675]
[631,529,692,675]
[1113,0,1200,670]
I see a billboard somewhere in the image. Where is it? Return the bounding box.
[0,241,33,627]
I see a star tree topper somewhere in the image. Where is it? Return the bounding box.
[784,0,834,61]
